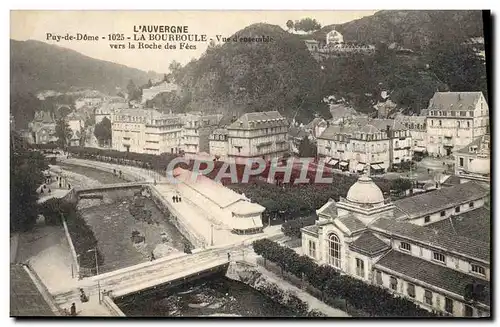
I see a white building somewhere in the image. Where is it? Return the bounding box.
[141,81,179,104]
[395,114,428,155]
[317,118,412,174]
[209,128,229,160]
[95,100,129,125]
[226,111,289,162]
[111,108,183,154]
[66,112,85,146]
[453,134,490,185]
[75,96,103,110]
[301,175,490,317]
[29,111,57,144]
[174,168,265,234]
[181,113,223,157]
[326,29,344,45]
[425,92,489,156]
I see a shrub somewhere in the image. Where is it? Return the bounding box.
[281,215,317,238]
[252,239,436,317]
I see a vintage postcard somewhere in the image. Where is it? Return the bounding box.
[10,10,490,318]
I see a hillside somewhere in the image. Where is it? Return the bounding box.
[311,10,485,49]
[173,23,327,121]
[171,15,487,121]
[10,39,160,95]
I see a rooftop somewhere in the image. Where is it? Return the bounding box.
[393,182,489,219]
[455,134,490,155]
[374,250,490,306]
[337,214,366,234]
[318,117,407,140]
[228,111,288,130]
[10,265,55,316]
[370,218,490,263]
[428,92,484,111]
[317,199,338,217]
[427,206,491,244]
[349,231,390,256]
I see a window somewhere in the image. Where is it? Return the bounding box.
[356,258,365,278]
[457,121,461,128]
[424,216,430,223]
[400,242,411,252]
[424,290,433,305]
[464,305,473,317]
[390,276,398,291]
[328,233,341,268]
[439,120,442,127]
[433,252,446,263]
[467,121,471,128]
[455,206,461,213]
[440,211,446,217]
[376,271,383,285]
[445,298,453,314]
[471,264,486,276]
[459,157,464,167]
[308,240,317,259]
[469,202,474,208]
[407,283,416,298]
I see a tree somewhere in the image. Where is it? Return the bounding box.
[293,18,321,33]
[126,79,142,101]
[298,137,317,158]
[94,117,112,146]
[286,20,294,31]
[10,132,47,232]
[146,79,153,88]
[168,60,182,82]
[55,118,72,147]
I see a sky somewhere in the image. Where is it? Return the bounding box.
[10,10,377,73]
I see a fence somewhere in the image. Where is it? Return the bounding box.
[256,257,369,317]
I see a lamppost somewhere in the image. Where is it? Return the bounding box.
[87,248,99,275]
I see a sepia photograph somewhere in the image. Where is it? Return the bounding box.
[9,9,491,318]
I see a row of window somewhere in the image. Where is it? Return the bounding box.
[430,120,471,128]
[398,240,485,276]
[378,272,474,316]
[429,110,475,117]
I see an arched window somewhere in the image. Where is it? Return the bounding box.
[328,233,341,268]
[395,141,399,148]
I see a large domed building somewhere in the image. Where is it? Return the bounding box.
[300,168,490,317]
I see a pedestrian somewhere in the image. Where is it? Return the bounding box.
[119,170,122,178]
[48,188,51,193]
[227,252,231,261]
[178,196,182,203]
[150,251,155,261]
[40,188,44,194]
[70,303,77,316]
[68,184,71,189]
[113,169,116,176]
[172,195,175,203]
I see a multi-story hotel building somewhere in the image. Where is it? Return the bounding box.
[425,92,489,156]
[209,128,229,160]
[395,114,427,155]
[317,117,412,174]
[111,108,183,155]
[226,111,289,162]
[301,176,490,317]
[453,134,490,185]
[181,113,223,157]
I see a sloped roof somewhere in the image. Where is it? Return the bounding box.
[374,250,490,306]
[306,117,326,129]
[428,92,483,111]
[10,265,55,316]
[318,117,406,140]
[455,134,490,155]
[329,104,358,120]
[427,206,491,244]
[370,218,490,263]
[393,182,489,219]
[288,126,308,139]
[228,111,287,130]
[317,199,338,217]
[302,224,320,236]
[337,214,366,234]
[349,231,390,256]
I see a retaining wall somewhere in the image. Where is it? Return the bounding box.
[102,295,126,317]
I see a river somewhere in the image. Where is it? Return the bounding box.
[116,273,296,317]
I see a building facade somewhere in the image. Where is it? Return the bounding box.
[425,92,489,156]
[66,112,85,147]
[301,176,490,317]
[181,113,223,157]
[453,134,490,185]
[317,118,412,174]
[29,111,58,144]
[111,108,183,154]
[395,114,428,154]
[226,111,289,162]
[209,128,229,160]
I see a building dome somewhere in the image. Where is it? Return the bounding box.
[346,175,385,205]
[469,156,490,175]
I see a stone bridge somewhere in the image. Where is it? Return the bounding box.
[75,181,149,194]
